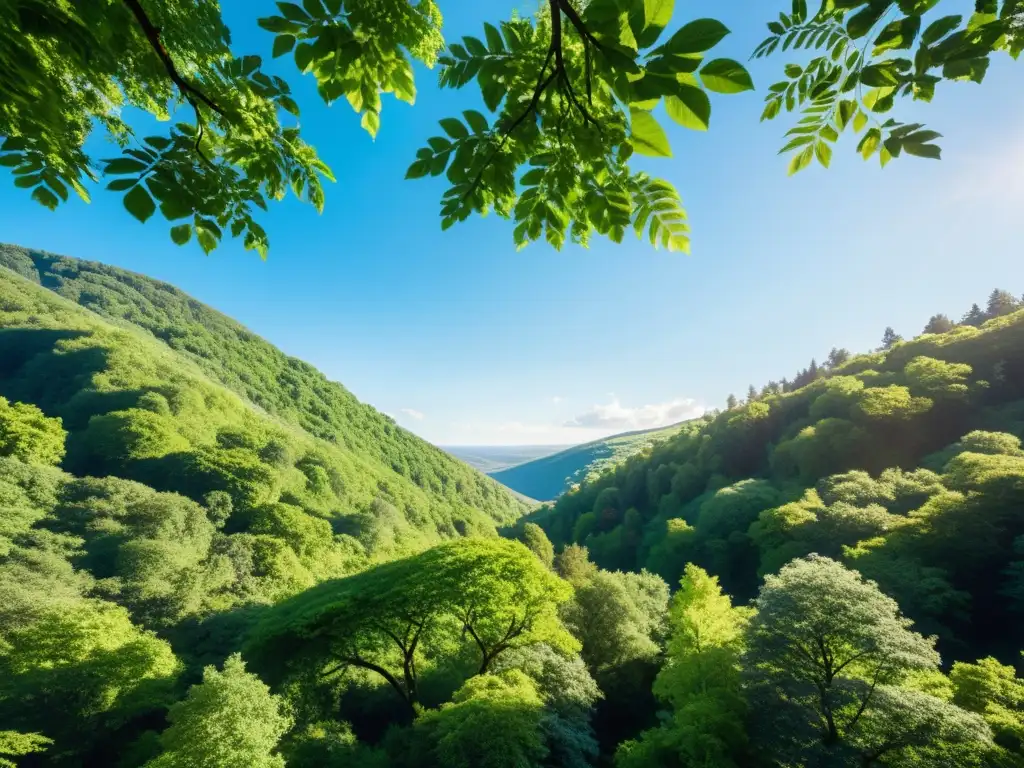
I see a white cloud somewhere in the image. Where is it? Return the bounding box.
[399,408,425,421]
[564,396,704,432]
[550,396,564,404]
[442,395,704,446]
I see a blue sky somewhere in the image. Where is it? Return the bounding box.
[2,1,1020,445]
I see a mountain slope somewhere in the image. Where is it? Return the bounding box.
[0,244,527,560]
[526,302,1024,661]
[490,421,695,501]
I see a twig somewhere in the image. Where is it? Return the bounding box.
[557,0,605,51]
[460,0,605,201]
[460,37,558,202]
[121,0,224,164]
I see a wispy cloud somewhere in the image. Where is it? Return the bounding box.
[564,396,703,431]
[399,408,425,421]
[550,396,564,404]
[444,395,704,446]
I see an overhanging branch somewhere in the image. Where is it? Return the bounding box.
[461,0,604,202]
[121,0,226,162]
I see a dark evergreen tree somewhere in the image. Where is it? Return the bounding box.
[825,348,850,369]
[962,304,986,327]
[881,327,903,350]
[726,394,738,410]
[923,314,954,335]
[747,386,759,404]
[986,289,1020,319]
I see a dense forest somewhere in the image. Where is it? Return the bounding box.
[2,245,1023,768]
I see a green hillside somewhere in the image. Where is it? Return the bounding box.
[525,297,1024,665]
[2,253,1023,768]
[490,422,695,501]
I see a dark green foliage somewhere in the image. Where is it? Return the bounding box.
[528,296,1024,661]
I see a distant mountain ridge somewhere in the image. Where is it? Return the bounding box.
[489,421,697,501]
[443,444,572,473]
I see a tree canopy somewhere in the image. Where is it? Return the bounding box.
[2,0,1019,255]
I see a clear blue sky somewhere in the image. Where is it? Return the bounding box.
[2,1,1020,445]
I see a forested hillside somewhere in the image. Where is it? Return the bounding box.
[2,255,1022,767]
[491,422,691,501]
[0,243,526,542]
[525,293,1024,664]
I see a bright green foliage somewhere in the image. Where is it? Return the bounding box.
[0,395,65,465]
[0,731,52,768]
[247,538,575,707]
[755,0,1023,173]
[853,384,933,421]
[0,558,181,756]
[145,653,291,768]
[562,568,668,672]
[411,1,752,252]
[746,555,991,765]
[0,246,526,568]
[904,355,972,399]
[0,1,332,256]
[416,670,548,768]
[951,657,1024,764]
[257,0,444,139]
[618,565,749,768]
[520,522,556,569]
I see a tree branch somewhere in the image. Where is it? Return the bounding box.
[121,0,226,163]
[461,0,606,202]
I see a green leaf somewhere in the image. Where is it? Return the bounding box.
[903,142,942,159]
[196,225,218,254]
[665,86,711,131]
[405,159,429,179]
[276,2,310,22]
[483,22,505,52]
[836,99,856,131]
[658,19,730,54]
[104,158,148,175]
[106,178,136,191]
[699,59,754,93]
[922,14,962,45]
[815,139,832,168]
[630,108,672,157]
[294,43,314,72]
[853,111,868,133]
[847,3,890,39]
[439,118,469,140]
[463,110,489,134]
[637,0,675,48]
[13,174,41,188]
[361,110,380,138]
[170,224,192,245]
[858,127,882,159]
[788,144,814,175]
[784,63,803,77]
[31,186,59,210]
[124,185,156,223]
[272,35,296,58]
[278,95,300,116]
